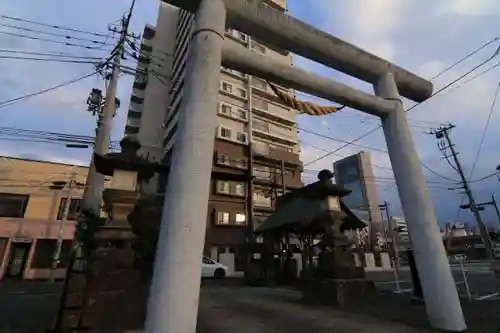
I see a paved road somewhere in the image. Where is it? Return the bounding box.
[197,286,432,333]
[0,281,432,333]
[0,291,59,333]
[0,280,498,333]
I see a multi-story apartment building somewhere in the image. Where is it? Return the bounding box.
[124,4,179,165]
[0,157,90,280]
[124,0,303,271]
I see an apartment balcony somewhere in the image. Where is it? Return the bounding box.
[252,142,302,168]
[251,87,296,126]
[252,169,303,189]
[219,81,248,102]
[221,66,248,81]
[252,121,297,146]
[251,77,290,98]
[224,28,249,45]
[251,104,296,127]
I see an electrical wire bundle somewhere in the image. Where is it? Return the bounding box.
[0,126,121,150]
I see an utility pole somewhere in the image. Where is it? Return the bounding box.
[50,173,78,282]
[492,195,500,230]
[462,194,500,231]
[432,124,495,259]
[379,201,402,292]
[55,0,131,308]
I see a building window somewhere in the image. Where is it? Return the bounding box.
[235,108,247,120]
[270,143,293,153]
[217,181,245,196]
[253,190,272,207]
[235,213,246,225]
[237,88,247,98]
[233,183,246,196]
[252,119,270,132]
[252,42,266,53]
[215,211,230,225]
[222,82,232,93]
[219,103,232,116]
[57,198,82,220]
[220,126,232,139]
[236,132,248,144]
[216,152,230,166]
[236,31,247,41]
[252,77,267,90]
[252,97,268,110]
[216,181,231,194]
[234,158,247,169]
[253,166,271,180]
[0,193,29,218]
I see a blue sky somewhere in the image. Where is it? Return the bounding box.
[1,0,500,226]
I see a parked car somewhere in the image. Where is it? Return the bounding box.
[202,256,228,278]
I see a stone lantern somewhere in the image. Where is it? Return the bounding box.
[93,136,165,244]
[57,137,168,332]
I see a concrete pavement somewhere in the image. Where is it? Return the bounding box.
[0,281,434,333]
[197,286,432,333]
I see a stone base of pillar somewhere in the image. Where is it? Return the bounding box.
[53,249,151,333]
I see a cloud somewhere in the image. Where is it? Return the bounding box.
[290,0,500,223]
[439,0,499,16]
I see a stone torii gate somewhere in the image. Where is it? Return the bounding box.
[146,0,466,332]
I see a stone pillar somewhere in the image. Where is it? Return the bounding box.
[375,73,465,331]
[143,1,226,333]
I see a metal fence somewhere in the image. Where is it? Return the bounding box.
[372,254,500,301]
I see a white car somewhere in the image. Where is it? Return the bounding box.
[202,256,228,278]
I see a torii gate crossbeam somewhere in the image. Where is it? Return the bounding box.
[146,1,466,332]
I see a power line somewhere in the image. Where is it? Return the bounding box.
[451,61,500,92]
[0,14,115,39]
[0,42,120,109]
[0,30,114,51]
[0,55,105,64]
[299,127,386,153]
[0,22,113,45]
[468,81,500,179]
[0,48,103,59]
[430,36,500,80]
[300,125,458,182]
[454,82,500,222]
[0,71,98,109]
[303,43,500,173]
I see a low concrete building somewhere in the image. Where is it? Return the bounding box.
[0,156,96,280]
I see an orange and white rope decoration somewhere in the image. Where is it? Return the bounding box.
[267,82,345,116]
